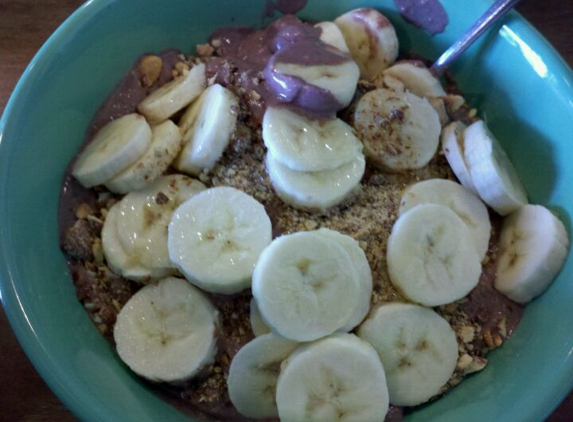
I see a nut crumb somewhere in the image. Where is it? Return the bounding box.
[140,55,163,87]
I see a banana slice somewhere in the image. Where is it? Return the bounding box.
[383,61,446,98]
[227,333,299,419]
[276,333,389,422]
[174,83,239,176]
[387,204,482,306]
[354,87,441,172]
[102,202,175,282]
[105,120,183,194]
[334,8,399,80]
[315,21,350,53]
[313,228,372,332]
[266,152,365,210]
[137,62,206,125]
[250,297,271,337]
[399,179,491,260]
[72,113,152,188]
[464,120,528,216]
[495,205,569,303]
[116,175,206,273]
[252,231,360,342]
[262,106,363,172]
[270,59,360,110]
[441,121,478,195]
[168,187,272,294]
[357,303,458,406]
[114,277,218,383]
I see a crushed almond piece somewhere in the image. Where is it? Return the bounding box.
[483,330,495,348]
[140,55,163,87]
[196,43,215,56]
[175,61,190,75]
[467,356,487,373]
[75,203,93,219]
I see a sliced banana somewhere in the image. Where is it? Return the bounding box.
[313,228,372,332]
[250,297,271,337]
[137,62,206,125]
[266,152,365,210]
[495,205,569,303]
[399,179,491,261]
[102,202,174,282]
[168,187,272,294]
[174,83,239,176]
[227,333,299,419]
[334,8,399,80]
[441,121,478,195]
[105,120,183,194]
[464,120,528,216]
[354,87,441,172]
[357,303,458,406]
[315,21,350,53]
[276,333,389,422]
[252,231,360,342]
[72,113,152,188]
[263,106,363,172]
[113,277,218,383]
[383,61,446,98]
[116,175,206,273]
[387,204,482,306]
[270,59,359,110]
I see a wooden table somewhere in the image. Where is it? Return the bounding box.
[1,0,572,420]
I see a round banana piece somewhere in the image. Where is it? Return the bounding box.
[495,204,569,303]
[357,303,458,406]
[313,228,372,332]
[114,277,218,383]
[137,62,206,125]
[334,8,399,80]
[252,231,360,342]
[116,175,206,274]
[383,61,446,98]
[441,121,478,195]
[463,120,528,216]
[266,152,365,210]
[102,202,175,282]
[276,333,389,422]
[168,187,272,294]
[315,21,350,53]
[227,333,299,419]
[262,106,363,172]
[387,203,482,306]
[105,119,183,194]
[174,83,239,176]
[399,179,491,261]
[249,297,271,337]
[354,87,441,172]
[72,113,152,188]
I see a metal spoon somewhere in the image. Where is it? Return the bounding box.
[430,0,523,76]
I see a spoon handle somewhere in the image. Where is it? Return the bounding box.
[430,0,523,76]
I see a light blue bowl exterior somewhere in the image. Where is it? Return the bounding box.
[1,0,572,421]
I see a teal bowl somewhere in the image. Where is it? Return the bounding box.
[1,0,572,421]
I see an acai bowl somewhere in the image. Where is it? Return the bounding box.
[1,0,572,421]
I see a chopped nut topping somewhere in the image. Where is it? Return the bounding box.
[139,55,163,87]
[196,43,215,56]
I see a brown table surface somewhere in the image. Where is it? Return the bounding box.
[1,0,572,421]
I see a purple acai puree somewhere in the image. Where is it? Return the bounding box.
[394,0,449,35]
[206,15,352,120]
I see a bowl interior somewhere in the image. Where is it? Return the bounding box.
[1,0,572,421]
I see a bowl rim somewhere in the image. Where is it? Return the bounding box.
[1,0,573,421]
